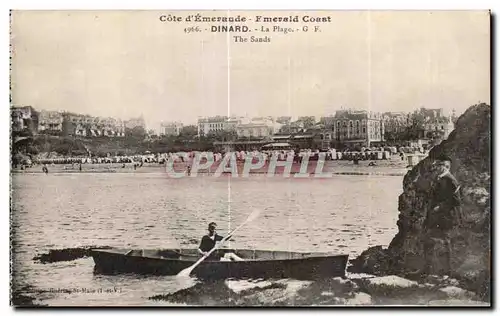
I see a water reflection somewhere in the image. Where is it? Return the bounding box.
[11,173,402,305]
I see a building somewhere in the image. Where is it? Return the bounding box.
[320,115,336,127]
[161,121,183,136]
[413,107,454,141]
[62,112,125,137]
[424,117,454,140]
[197,116,243,137]
[62,113,91,137]
[197,116,227,136]
[417,107,445,120]
[236,117,282,139]
[296,116,316,128]
[147,129,158,137]
[125,115,146,130]
[38,110,64,134]
[11,106,38,133]
[382,112,410,135]
[327,109,385,148]
[96,117,125,137]
[11,108,25,132]
[276,116,292,125]
[279,120,305,134]
[451,109,459,124]
[226,117,242,132]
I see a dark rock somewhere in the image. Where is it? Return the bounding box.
[344,292,372,305]
[438,286,477,300]
[355,275,453,305]
[150,278,362,306]
[149,279,238,306]
[351,103,491,301]
[10,285,48,307]
[33,246,112,263]
[348,246,395,275]
[148,275,487,306]
[291,277,359,305]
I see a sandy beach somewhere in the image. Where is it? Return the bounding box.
[12,159,409,176]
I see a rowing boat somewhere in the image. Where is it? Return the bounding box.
[90,248,348,280]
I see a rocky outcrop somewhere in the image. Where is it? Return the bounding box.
[349,103,491,301]
[32,246,111,263]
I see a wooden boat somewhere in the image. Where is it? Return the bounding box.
[90,248,348,280]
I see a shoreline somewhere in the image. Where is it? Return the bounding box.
[15,245,488,306]
[11,170,408,176]
[11,160,409,177]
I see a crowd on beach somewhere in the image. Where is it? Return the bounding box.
[16,145,428,170]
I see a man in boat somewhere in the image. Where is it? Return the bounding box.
[198,222,243,261]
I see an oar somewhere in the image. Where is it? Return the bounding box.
[177,209,261,277]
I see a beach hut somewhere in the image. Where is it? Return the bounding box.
[330,149,337,160]
[407,154,419,167]
[261,143,292,150]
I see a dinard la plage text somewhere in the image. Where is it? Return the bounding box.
[159,14,332,43]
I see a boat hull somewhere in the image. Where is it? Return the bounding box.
[90,248,348,280]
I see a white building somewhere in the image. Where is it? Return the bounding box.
[38,110,63,132]
[62,113,125,137]
[125,115,146,129]
[197,116,243,136]
[236,117,282,139]
[424,119,454,139]
[161,121,183,136]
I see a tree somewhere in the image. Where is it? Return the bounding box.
[12,129,33,138]
[384,131,396,142]
[95,150,108,158]
[206,130,237,142]
[404,111,426,140]
[126,126,147,139]
[297,116,316,129]
[71,149,88,156]
[26,145,39,155]
[179,125,198,138]
[53,143,71,155]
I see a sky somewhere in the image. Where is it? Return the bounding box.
[10,10,490,130]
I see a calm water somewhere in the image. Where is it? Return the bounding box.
[11,173,403,306]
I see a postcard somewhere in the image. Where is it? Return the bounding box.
[10,10,491,307]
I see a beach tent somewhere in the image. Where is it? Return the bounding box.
[261,142,292,149]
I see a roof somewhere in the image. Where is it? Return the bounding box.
[293,134,314,139]
[262,142,292,148]
[272,135,291,139]
[13,136,33,144]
